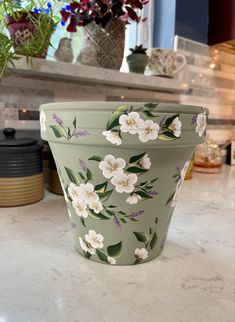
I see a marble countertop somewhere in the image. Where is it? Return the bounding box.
[0,166,234,322]
[10,57,189,94]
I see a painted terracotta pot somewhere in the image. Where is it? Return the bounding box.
[6,12,53,58]
[40,102,208,265]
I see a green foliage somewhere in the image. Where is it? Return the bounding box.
[130,45,147,55]
[0,33,20,79]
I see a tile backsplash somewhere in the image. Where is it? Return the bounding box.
[0,35,235,144]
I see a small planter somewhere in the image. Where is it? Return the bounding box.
[77,17,125,70]
[127,53,148,74]
[6,12,53,58]
[40,102,208,265]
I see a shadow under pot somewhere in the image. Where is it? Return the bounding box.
[0,128,44,207]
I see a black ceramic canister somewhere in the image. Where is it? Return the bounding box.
[0,128,43,177]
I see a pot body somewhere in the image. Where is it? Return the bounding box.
[6,12,53,58]
[76,18,125,70]
[40,102,208,265]
[127,53,149,74]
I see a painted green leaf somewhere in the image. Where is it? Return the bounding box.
[80,217,86,227]
[95,181,108,192]
[163,114,179,127]
[84,251,91,259]
[120,218,127,223]
[89,210,109,220]
[139,181,147,187]
[150,178,158,184]
[159,131,178,141]
[50,125,64,138]
[97,190,113,201]
[143,110,158,118]
[145,185,154,189]
[106,209,114,216]
[64,166,79,184]
[106,105,129,130]
[118,211,126,215]
[88,155,102,162]
[86,168,92,181]
[143,103,159,110]
[78,172,86,180]
[96,249,108,262]
[135,191,153,199]
[129,152,146,164]
[67,127,71,138]
[108,205,117,208]
[107,241,122,257]
[73,117,77,129]
[133,232,150,243]
[166,191,175,206]
[129,217,138,222]
[126,167,147,174]
[150,232,157,250]
[155,217,158,224]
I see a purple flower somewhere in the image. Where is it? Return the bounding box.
[53,114,64,127]
[148,191,159,196]
[176,165,180,174]
[113,216,122,230]
[71,222,77,229]
[79,158,87,172]
[130,210,144,218]
[191,114,197,125]
[74,130,90,138]
[159,116,166,127]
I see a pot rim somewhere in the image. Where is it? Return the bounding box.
[40,102,208,115]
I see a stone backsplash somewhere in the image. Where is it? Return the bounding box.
[0,36,235,143]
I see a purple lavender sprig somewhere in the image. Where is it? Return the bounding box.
[159,116,167,127]
[176,165,180,174]
[129,210,144,218]
[79,158,87,172]
[113,216,122,230]
[53,114,64,127]
[148,191,159,197]
[74,130,90,138]
[191,114,197,125]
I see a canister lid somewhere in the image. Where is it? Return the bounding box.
[0,128,37,147]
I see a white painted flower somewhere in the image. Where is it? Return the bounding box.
[138,119,160,142]
[72,198,88,218]
[85,230,104,249]
[68,182,81,200]
[196,112,207,137]
[119,112,142,134]
[99,154,126,179]
[126,193,141,204]
[111,173,138,194]
[107,256,116,265]
[40,110,46,133]
[79,183,99,206]
[135,248,148,260]
[168,117,182,137]
[180,161,190,180]
[102,130,122,145]
[139,154,151,169]
[89,200,103,214]
[79,237,96,255]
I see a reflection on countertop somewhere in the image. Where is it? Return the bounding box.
[0,165,234,322]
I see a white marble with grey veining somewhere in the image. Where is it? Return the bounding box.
[0,166,234,322]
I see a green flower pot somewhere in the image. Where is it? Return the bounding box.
[40,102,208,265]
[127,53,149,74]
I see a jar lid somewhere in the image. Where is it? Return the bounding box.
[0,128,37,147]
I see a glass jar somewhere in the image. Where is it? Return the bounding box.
[193,136,223,173]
